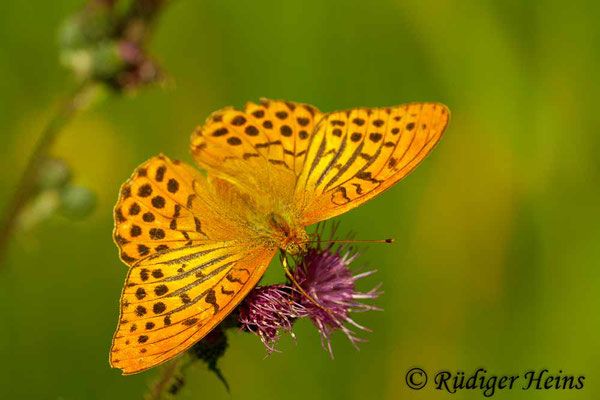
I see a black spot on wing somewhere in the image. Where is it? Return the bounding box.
[205,289,219,315]
[155,166,166,182]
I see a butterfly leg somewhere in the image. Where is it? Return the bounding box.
[281,255,334,315]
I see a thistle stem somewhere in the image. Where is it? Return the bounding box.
[0,84,91,267]
[0,0,172,268]
[145,359,183,400]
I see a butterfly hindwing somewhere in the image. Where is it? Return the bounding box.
[296,103,449,224]
[190,100,323,200]
[243,99,323,175]
[113,156,218,265]
[110,242,276,374]
[113,155,249,266]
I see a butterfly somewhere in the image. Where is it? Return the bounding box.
[110,99,449,374]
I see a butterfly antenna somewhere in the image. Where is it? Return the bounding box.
[281,256,334,315]
[305,238,395,244]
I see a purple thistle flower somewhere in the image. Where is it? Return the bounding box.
[239,237,382,356]
[238,284,306,354]
[292,244,382,357]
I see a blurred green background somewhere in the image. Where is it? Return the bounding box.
[1,0,599,399]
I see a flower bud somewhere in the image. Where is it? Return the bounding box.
[36,157,72,192]
[59,184,97,219]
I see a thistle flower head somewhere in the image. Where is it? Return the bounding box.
[239,227,382,356]
[238,284,306,354]
[292,244,382,356]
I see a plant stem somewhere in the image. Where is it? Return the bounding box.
[146,360,182,400]
[0,84,91,267]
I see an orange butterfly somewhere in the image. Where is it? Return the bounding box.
[110,99,449,374]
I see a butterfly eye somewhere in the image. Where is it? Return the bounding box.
[285,242,300,255]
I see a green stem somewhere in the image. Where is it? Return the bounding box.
[145,359,183,400]
[0,84,91,267]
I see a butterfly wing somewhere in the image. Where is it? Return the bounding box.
[110,243,276,374]
[190,99,323,202]
[242,99,323,176]
[188,100,448,225]
[111,155,277,374]
[113,155,241,265]
[295,103,449,224]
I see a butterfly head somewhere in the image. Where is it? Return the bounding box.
[268,213,308,255]
[283,239,307,255]
[279,227,309,255]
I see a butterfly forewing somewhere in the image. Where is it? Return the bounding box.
[110,243,276,374]
[296,103,449,224]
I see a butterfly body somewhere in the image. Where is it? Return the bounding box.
[267,212,309,255]
[210,178,308,253]
[110,99,449,374]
